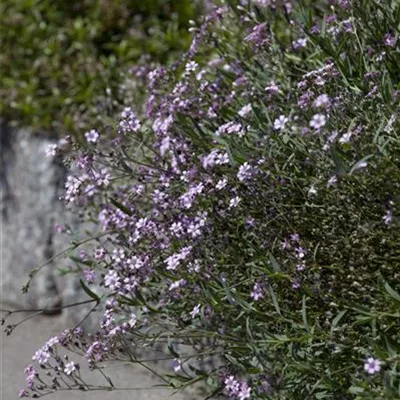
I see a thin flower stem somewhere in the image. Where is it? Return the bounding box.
[0,298,97,314]
[23,230,114,291]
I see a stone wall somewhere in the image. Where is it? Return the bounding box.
[0,121,90,326]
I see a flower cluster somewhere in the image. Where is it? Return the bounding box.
[224,375,252,400]
[21,1,400,399]
[19,332,81,397]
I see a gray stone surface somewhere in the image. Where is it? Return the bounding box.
[1,122,64,312]
[0,122,94,328]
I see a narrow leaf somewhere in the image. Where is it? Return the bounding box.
[110,198,133,216]
[269,253,282,272]
[80,279,100,302]
[349,155,373,175]
[331,310,347,333]
[384,281,400,302]
[302,296,310,333]
[268,286,282,316]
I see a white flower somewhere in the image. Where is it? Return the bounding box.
[216,178,228,190]
[310,114,327,129]
[383,210,393,225]
[94,168,111,187]
[308,184,318,196]
[190,304,201,318]
[45,144,58,157]
[85,129,100,143]
[238,104,252,117]
[170,221,184,236]
[169,279,186,291]
[104,270,121,291]
[339,131,352,144]
[229,196,241,208]
[45,336,59,348]
[315,76,326,86]
[128,313,137,328]
[170,359,182,372]
[215,152,229,165]
[238,384,252,400]
[327,176,338,187]
[293,37,307,48]
[165,254,182,271]
[196,69,206,81]
[185,61,198,74]
[313,94,330,108]
[237,162,253,181]
[64,362,77,375]
[384,114,396,133]
[254,0,272,6]
[274,115,289,130]
[265,81,280,94]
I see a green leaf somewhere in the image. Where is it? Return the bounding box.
[79,279,100,302]
[269,253,282,272]
[349,155,373,175]
[246,316,254,341]
[349,386,365,394]
[203,386,222,400]
[268,286,282,316]
[247,367,263,374]
[70,256,93,267]
[110,198,133,216]
[168,343,180,359]
[384,281,400,302]
[119,295,141,307]
[330,145,347,177]
[331,310,347,333]
[282,133,290,144]
[302,295,310,333]
[135,290,161,313]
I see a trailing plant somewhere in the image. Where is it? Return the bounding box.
[4,0,400,399]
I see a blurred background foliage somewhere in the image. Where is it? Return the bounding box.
[0,0,202,136]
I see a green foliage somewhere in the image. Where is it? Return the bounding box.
[0,0,200,135]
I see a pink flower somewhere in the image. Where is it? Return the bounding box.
[18,389,29,398]
[32,348,50,364]
[384,33,396,47]
[364,357,381,374]
[170,359,182,372]
[251,282,264,301]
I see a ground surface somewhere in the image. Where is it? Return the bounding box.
[0,313,196,400]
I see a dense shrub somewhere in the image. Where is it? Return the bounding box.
[0,0,201,135]
[11,0,400,399]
